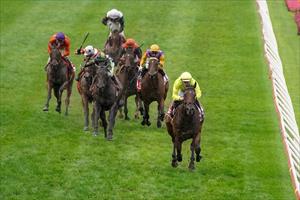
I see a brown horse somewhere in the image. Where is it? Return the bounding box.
[104,31,125,66]
[165,85,204,170]
[116,47,142,120]
[43,44,74,115]
[77,62,99,131]
[90,66,123,140]
[140,57,168,128]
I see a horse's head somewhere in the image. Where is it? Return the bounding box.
[183,84,197,116]
[92,66,110,93]
[122,47,137,74]
[148,57,159,77]
[49,43,62,68]
[107,20,121,33]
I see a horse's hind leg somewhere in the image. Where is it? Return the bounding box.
[64,86,72,116]
[157,99,165,128]
[43,83,52,111]
[82,96,89,131]
[189,139,196,170]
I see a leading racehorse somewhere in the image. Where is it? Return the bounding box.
[165,85,205,170]
[140,57,168,128]
[43,43,74,115]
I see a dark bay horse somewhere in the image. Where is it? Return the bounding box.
[165,85,204,170]
[90,66,123,140]
[140,57,168,128]
[117,47,142,120]
[104,31,125,66]
[77,62,98,131]
[43,44,74,115]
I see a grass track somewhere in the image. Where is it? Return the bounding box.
[0,1,296,199]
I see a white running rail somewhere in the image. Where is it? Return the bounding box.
[257,1,300,199]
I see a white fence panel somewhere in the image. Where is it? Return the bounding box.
[257,1,300,199]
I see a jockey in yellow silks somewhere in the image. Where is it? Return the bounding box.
[137,44,168,91]
[167,72,203,118]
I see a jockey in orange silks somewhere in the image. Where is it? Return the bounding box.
[46,32,75,73]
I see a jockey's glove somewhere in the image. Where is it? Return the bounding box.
[138,66,143,71]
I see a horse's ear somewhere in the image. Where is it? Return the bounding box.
[194,82,197,88]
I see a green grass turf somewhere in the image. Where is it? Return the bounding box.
[268,1,300,127]
[0,0,296,199]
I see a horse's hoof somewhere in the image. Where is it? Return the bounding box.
[141,121,146,126]
[157,121,162,128]
[196,155,202,162]
[106,135,113,141]
[93,131,99,136]
[43,107,49,112]
[146,121,151,126]
[134,114,139,119]
[171,161,178,168]
[188,162,195,170]
[125,116,130,121]
[177,155,182,162]
[83,127,89,131]
[55,108,61,113]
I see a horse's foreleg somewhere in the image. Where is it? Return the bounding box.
[124,96,130,120]
[175,136,182,162]
[171,138,178,168]
[100,110,107,138]
[195,128,203,162]
[189,139,196,170]
[134,95,140,119]
[93,103,101,136]
[82,96,89,131]
[141,103,151,126]
[157,99,165,128]
[53,86,61,113]
[107,103,118,141]
[43,83,52,111]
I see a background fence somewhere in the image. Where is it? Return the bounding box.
[257,1,300,199]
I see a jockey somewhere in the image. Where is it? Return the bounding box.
[46,32,75,72]
[167,72,203,118]
[102,8,125,38]
[75,45,121,90]
[137,44,167,91]
[119,38,142,66]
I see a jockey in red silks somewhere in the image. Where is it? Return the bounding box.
[46,32,75,73]
[119,38,142,66]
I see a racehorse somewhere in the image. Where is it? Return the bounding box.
[43,44,74,115]
[116,47,142,120]
[77,62,98,131]
[90,66,123,140]
[140,57,168,128]
[165,85,204,170]
[104,23,125,66]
